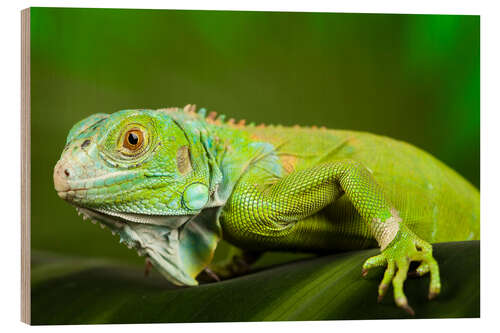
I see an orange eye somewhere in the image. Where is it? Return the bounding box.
[123,129,144,151]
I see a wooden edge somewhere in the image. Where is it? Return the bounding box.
[21,7,31,325]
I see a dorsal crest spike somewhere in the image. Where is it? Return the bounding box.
[215,114,226,125]
[183,104,197,113]
[207,111,218,121]
[237,119,246,126]
[198,108,207,117]
[227,118,235,125]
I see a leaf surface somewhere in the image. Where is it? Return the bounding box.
[31,241,479,324]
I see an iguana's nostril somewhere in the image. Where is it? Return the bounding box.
[81,139,91,149]
[54,160,71,194]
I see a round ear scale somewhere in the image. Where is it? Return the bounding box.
[182,183,209,211]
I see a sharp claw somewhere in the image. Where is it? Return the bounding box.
[378,283,388,303]
[401,304,415,316]
[204,268,221,282]
[361,268,369,277]
[428,291,438,300]
[144,258,152,277]
[396,297,415,316]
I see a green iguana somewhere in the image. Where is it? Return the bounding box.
[53,105,479,315]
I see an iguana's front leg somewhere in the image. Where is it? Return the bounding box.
[224,159,440,314]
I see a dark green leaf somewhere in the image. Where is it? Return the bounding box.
[31,241,479,324]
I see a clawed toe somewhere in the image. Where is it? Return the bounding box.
[396,297,415,316]
[203,267,221,282]
[362,227,441,315]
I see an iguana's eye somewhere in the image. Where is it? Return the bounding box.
[123,128,144,151]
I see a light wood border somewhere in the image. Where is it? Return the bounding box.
[21,7,31,325]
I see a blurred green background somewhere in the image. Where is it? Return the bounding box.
[30,8,479,266]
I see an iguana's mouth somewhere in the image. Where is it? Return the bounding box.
[88,207,195,228]
[74,206,200,286]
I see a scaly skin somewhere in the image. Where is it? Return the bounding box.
[53,105,480,314]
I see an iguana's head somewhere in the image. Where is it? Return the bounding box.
[53,108,222,286]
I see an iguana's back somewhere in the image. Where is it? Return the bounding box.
[228,125,479,249]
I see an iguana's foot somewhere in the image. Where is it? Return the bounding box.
[361,225,441,315]
[197,252,261,283]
